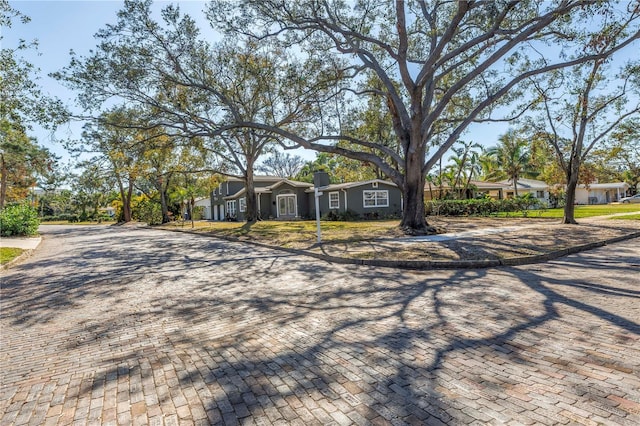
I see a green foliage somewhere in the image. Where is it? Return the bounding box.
[132,196,163,225]
[427,195,544,217]
[0,204,40,236]
[40,214,89,223]
[321,209,360,221]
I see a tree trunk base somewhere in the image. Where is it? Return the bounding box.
[561,217,578,225]
[401,224,439,236]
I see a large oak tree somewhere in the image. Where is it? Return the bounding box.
[210,0,640,233]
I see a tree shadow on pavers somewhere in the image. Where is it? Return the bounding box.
[540,241,640,272]
[0,225,298,327]
[49,255,638,425]
[149,259,637,424]
[7,225,638,424]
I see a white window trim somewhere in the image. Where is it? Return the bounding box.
[328,191,340,209]
[363,190,389,208]
[239,197,246,212]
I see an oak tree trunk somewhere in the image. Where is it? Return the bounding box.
[399,141,432,235]
[562,159,580,224]
[244,166,258,223]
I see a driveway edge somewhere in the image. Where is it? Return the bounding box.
[153,227,640,270]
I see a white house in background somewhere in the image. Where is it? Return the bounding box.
[193,197,213,220]
[497,178,550,203]
[573,182,630,205]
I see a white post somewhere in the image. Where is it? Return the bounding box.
[315,187,322,244]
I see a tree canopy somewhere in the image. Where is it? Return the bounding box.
[208,0,640,233]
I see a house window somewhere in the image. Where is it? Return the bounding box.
[226,200,237,218]
[363,190,389,208]
[239,197,246,212]
[536,191,544,198]
[329,192,340,209]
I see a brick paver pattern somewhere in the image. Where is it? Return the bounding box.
[1,225,639,425]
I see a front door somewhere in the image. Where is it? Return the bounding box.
[277,195,297,218]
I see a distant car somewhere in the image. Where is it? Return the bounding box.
[620,194,640,203]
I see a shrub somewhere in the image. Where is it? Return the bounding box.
[132,197,163,225]
[0,204,40,237]
[427,196,544,217]
[321,209,360,221]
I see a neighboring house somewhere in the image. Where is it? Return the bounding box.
[573,182,630,205]
[209,174,403,221]
[193,197,213,220]
[307,179,403,219]
[424,180,510,200]
[497,178,550,203]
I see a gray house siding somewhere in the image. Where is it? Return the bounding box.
[310,181,402,218]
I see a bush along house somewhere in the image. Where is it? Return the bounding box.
[210,172,403,221]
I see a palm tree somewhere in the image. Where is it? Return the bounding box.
[485,130,538,196]
[448,140,483,199]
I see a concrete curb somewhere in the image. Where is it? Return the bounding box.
[152,227,640,270]
[1,248,35,271]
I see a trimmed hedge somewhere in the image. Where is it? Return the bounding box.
[427,196,545,217]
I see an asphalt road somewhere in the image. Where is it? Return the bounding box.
[1,224,639,425]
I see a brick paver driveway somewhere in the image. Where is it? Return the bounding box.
[1,225,639,425]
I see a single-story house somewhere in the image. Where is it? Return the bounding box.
[209,174,403,221]
[307,178,403,219]
[498,178,550,203]
[573,182,630,204]
[211,176,313,221]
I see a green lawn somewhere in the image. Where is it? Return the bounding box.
[0,247,24,265]
[609,213,640,220]
[513,204,640,219]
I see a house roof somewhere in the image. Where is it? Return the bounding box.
[305,179,398,193]
[498,178,549,190]
[223,186,272,200]
[266,179,314,190]
[223,178,312,200]
[577,182,629,190]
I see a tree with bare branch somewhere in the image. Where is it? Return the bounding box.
[528,9,640,223]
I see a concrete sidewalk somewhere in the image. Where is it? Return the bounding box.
[0,236,42,270]
[0,236,42,250]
